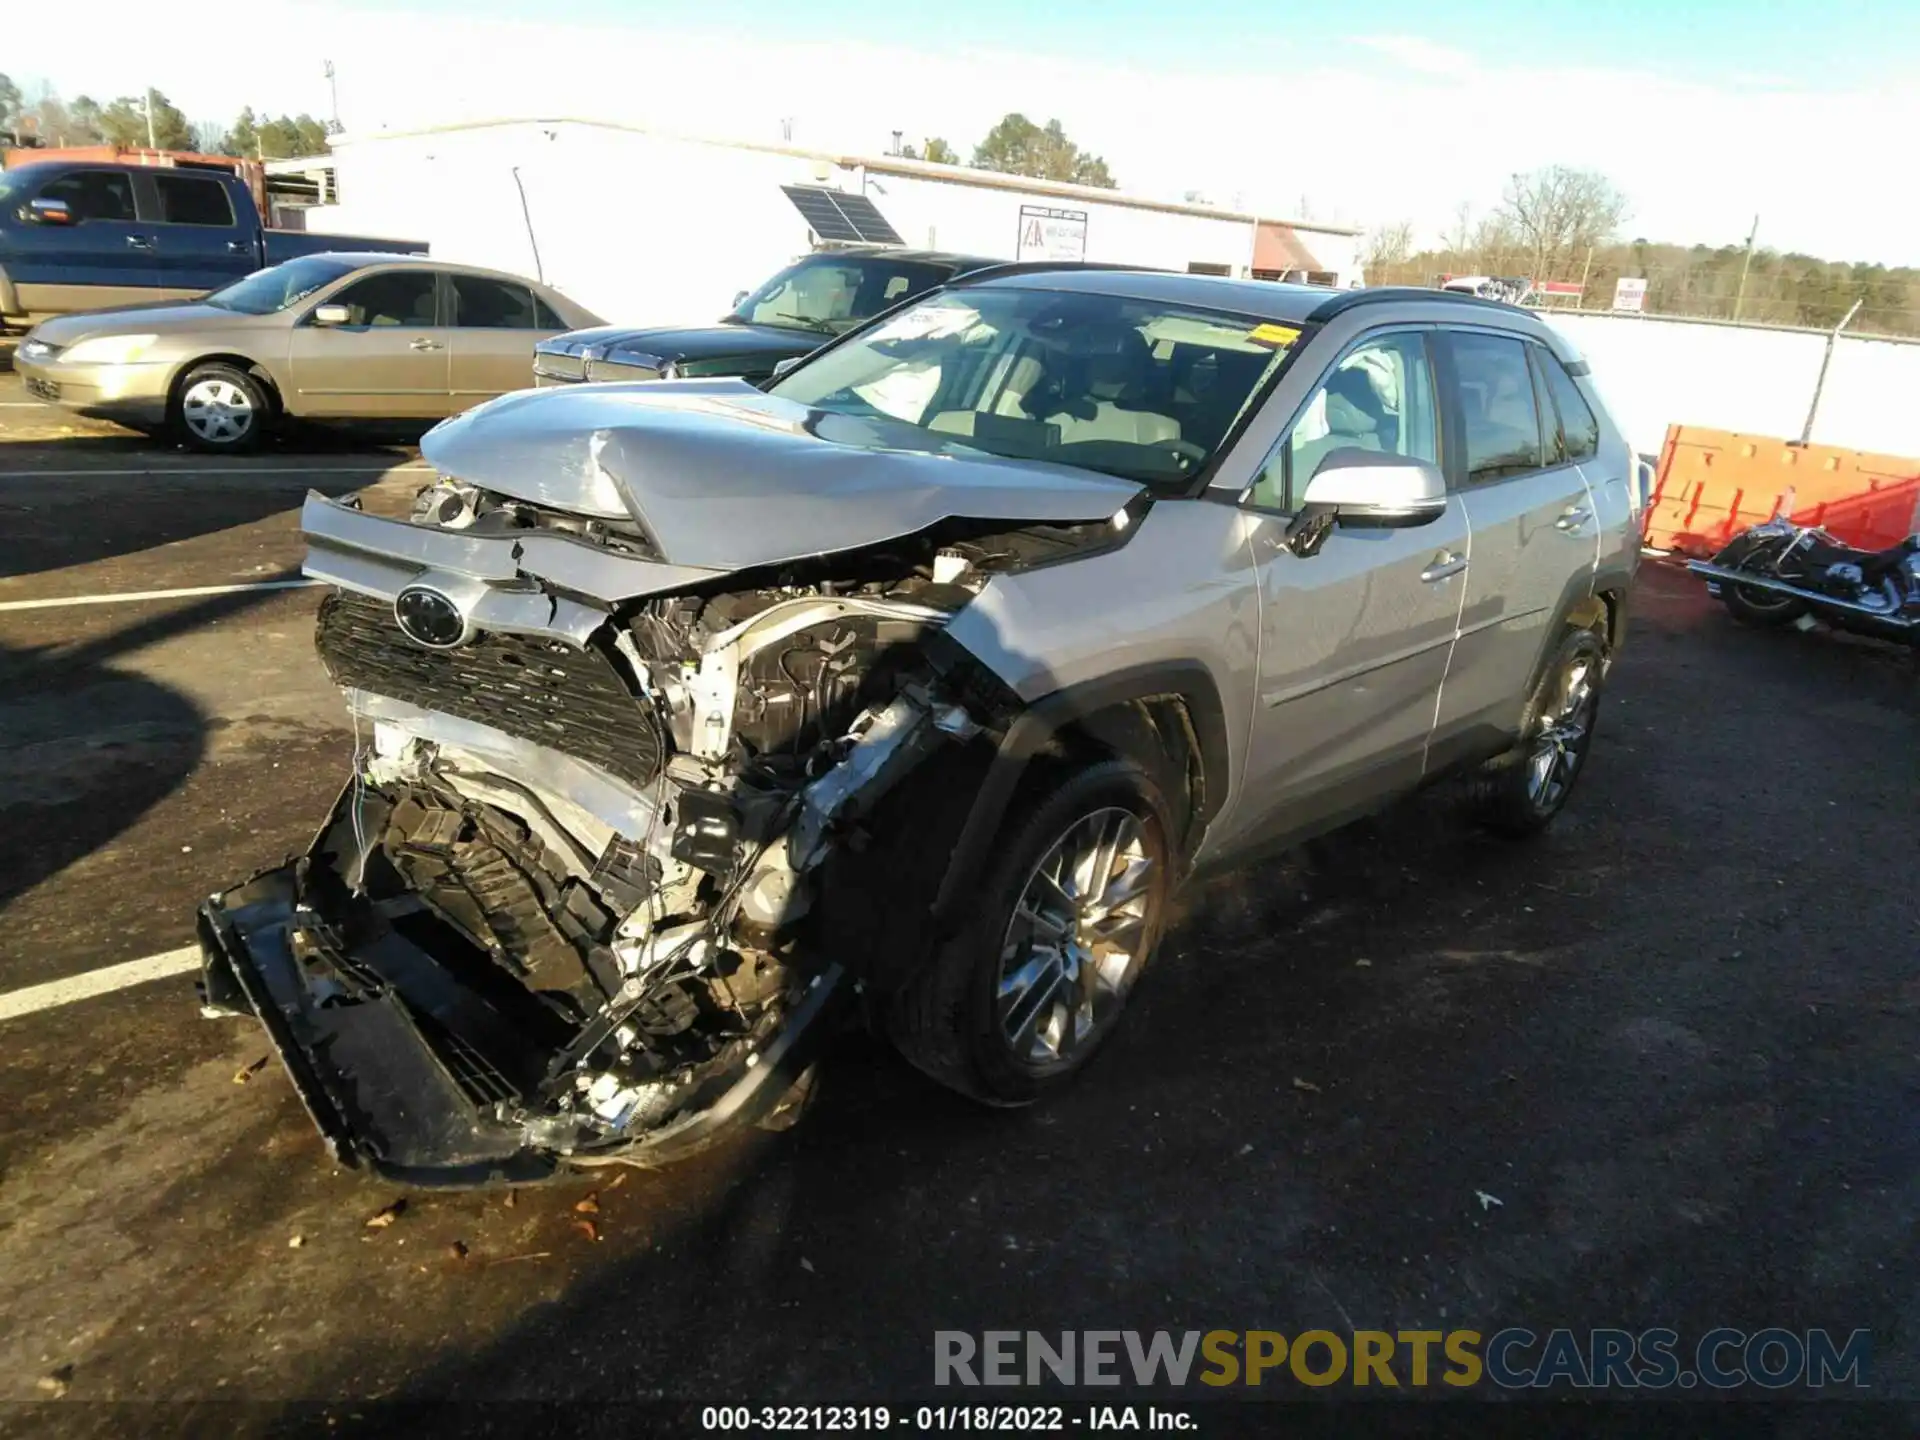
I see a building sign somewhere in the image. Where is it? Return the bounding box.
[1017,205,1088,263]
[1613,277,1649,313]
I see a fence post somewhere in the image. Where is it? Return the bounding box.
[1799,299,1862,446]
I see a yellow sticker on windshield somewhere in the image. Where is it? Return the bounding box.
[1247,323,1301,348]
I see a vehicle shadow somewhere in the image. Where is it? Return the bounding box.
[0,436,404,583]
[0,587,295,915]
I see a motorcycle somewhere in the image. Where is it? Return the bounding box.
[1688,518,1920,646]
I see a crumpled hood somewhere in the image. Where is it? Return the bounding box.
[419,380,1143,572]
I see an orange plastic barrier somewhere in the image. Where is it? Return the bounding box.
[1644,426,1920,556]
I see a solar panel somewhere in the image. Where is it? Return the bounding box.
[779,185,903,246]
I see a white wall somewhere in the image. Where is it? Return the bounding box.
[1543,311,1920,461]
[311,120,1362,325]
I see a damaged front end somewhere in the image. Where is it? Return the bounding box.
[200,384,1143,1185]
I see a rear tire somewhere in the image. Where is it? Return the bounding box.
[1721,580,1807,627]
[173,363,269,453]
[888,758,1175,1106]
[1468,626,1607,838]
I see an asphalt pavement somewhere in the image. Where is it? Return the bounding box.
[1,366,1916,1434]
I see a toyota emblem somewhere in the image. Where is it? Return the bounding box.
[393,585,470,648]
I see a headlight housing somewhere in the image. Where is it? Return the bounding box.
[61,333,160,365]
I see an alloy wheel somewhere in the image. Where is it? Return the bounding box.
[995,807,1155,1071]
[1526,652,1598,812]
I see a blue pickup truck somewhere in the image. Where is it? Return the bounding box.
[0,159,424,331]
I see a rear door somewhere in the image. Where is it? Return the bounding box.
[142,173,253,293]
[6,168,160,307]
[285,268,451,417]
[1237,327,1471,834]
[446,273,556,406]
[1429,328,1597,757]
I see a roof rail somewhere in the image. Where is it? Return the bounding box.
[1306,286,1544,324]
[947,260,1165,285]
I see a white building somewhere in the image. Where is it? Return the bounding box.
[307,118,1361,325]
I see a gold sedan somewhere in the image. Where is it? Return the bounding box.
[13,253,604,451]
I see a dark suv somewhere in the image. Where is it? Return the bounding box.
[532,247,1002,386]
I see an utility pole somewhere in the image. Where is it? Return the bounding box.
[1577,246,1595,309]
[143,87,157,149]
[1732,213,1760,321]
[323,61,342,135]
[1799,298,1862,445]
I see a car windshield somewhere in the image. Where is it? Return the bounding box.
[768,286,1304,490]
[203,256,361,314]
[725,254,955,336]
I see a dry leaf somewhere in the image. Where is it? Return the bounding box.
[233,1056,269,1085]
[574,1193,600,1215]
[37,1367,73,1399]
[287,1235,305,1250]
[800,1257,815,1273]
[447,1241,469,1262]
[1291,1077,1322,1094]
[607,1173,628,1190]
[503,1190,517,1209]
[573,1218,601,1243]
[365,1199,407,1230]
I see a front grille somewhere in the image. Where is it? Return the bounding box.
[316,592,667,790]
[533,352,586,382]
[24,376,59,402]
[587,358,661,383]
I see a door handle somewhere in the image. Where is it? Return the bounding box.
[409,338,443,351]
[1421,553,1467,583]
[1555,506,1592,530]
[225,240,250,253]
[125,235,154,250]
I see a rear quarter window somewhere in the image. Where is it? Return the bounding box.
[154,174,236,227]
[1539,348,1601,461]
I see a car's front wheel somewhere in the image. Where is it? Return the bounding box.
[890,758,1175,1106]
[173,363,269,452]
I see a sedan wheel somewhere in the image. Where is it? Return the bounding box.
[174,364,268,451]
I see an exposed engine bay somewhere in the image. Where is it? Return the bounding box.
[197,410,1147,1185]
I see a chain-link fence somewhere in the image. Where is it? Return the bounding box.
[1369,251,1920,340]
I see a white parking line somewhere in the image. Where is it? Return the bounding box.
[0,578,323,612]
[0,946,202,1023]
[0,401,50,408]
[0,463,433,479]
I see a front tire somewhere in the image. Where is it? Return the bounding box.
[889,758,1175,1106]
[1469,626,1607,838]
[173,363,269,452]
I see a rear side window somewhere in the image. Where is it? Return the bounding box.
[451,276,538,328]
[1444,331,1543,483]
[1539,348,1600,461]
[154,174,236,227]
[533,295,569,329]
[38,170,136,222]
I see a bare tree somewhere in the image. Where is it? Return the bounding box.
[1364,220,1415,279]
[1499,165,1628,279]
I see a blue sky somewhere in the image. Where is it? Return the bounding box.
[13,0,1920,262]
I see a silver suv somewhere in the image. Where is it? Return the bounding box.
[200,270,1640,1186]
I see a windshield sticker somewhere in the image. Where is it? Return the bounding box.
[1247,323,1302,348]
[872,303,982,343]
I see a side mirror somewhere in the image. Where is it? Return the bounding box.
[1286,451,1446,557]
[312,303,352,327]
[769,355,803,381]
[26,198,75,226]
[733,290,750,309]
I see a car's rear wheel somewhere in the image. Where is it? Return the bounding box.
[1468,625,1607,837]
[889,758,1174,1106]
[174,363,269,452]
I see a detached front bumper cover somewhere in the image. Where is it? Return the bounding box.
[196,796,843,1189]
